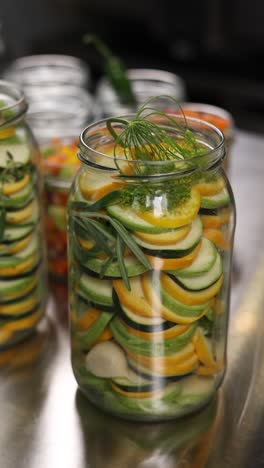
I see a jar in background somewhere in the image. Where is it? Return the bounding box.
[0,80,45,350]
[27,87,94,282]
[95,68,187,118]
[179,103,235,173]
[68,113,236,421]
[2,54,91,96]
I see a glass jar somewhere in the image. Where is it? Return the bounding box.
[180,102,235,173]
[27,87,95,282]
[68,113,236,421]
[3,54,91,96]
[95,68,187,118]
[0,80,45,350]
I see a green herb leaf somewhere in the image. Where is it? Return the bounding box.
[109,217,151,269]
[99,254,116,279]
[74,217,113,256]
[116,234,130,290]
[82,190,121,212]
[83,34,136,105]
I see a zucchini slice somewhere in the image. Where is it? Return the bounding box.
[133,216,202,257]
[0,288,41,317]
[82,256,149,279]
[0,275,38,303]
[168,238,217,277]
[0,183,34,209]
[79,274,113,307]
[0,143,31,168]
[1,225,34,243]
[201,188,230,209]
[175,253,222,291]
[107,204,171,234]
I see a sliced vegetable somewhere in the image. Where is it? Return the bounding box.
[146,242,201,270]
[201,188,230,209]
[82,255,149,278]
[175,253,222,291]
[161,273,223,306]
[0,144,31,168]
[85,341,129,378]
[133,216,202,254]
[134,223,191,246]
[79,274,113,307]
[169,238,217,277]
[136,188,200,228]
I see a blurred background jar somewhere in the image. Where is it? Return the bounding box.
[2,54,91,96]
[26,87,95,284]
[0,80,46,350]
[95,68,187,118]
[179,102,235,173]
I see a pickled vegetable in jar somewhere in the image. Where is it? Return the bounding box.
[179,103,235,173]
[68,99,236,421]
[0,80,45,350]
[26,88,94,281]
[43,137,79,279]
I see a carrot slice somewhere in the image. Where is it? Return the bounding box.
[75,308,101,331]
[161,273,223,306]
[146,242,201,270]
[137,188,200,228]
[94,327,113,344]
[201,210,230,228]
[203,228,230,250]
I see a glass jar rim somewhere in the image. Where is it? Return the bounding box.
[181,102,234,128]
[4,54,90,87]
[79,114,225,174]
[0,80,26,111]
[0,80,28,127]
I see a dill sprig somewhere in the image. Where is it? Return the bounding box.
[106,95,205,175]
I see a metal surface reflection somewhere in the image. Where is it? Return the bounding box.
[0,130,264,467]
[75,388,221,468]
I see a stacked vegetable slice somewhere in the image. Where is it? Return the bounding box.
[70,168,233,415]
[0,136,43,349]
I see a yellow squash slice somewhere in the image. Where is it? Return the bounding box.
[134,224,191,246]
[161,273,223,306]
[146,242,201,270]
[136,188,200,228]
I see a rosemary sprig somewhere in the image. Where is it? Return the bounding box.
[71,206,151,289]
[116,234,129,290]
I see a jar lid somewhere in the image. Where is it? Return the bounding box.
[26,87,96,141]
[96,68,187,117]
[3,54,90,89]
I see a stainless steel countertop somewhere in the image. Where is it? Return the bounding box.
[1,129,264,468]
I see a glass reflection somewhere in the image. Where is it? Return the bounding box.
[75,389,221,467]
